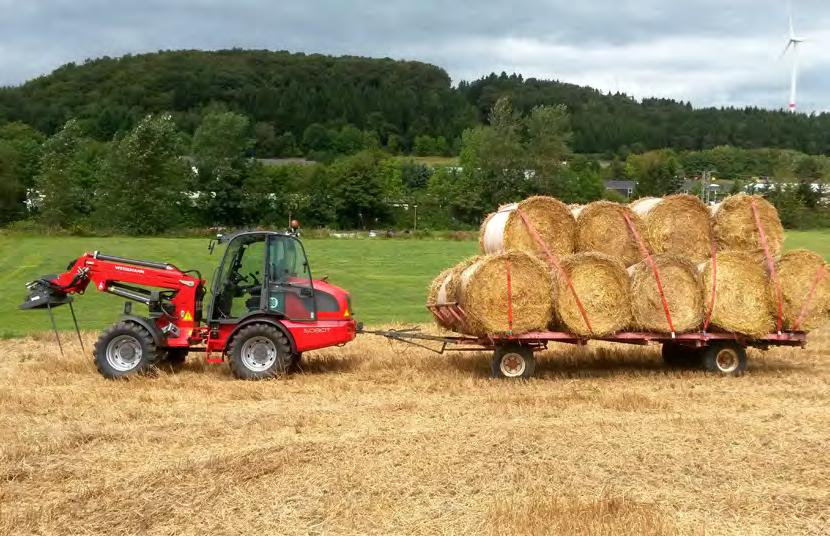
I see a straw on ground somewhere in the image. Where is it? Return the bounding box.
[1,325,827,535]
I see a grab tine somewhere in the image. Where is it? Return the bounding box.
[69,301,85,353]
[47,302,64,357]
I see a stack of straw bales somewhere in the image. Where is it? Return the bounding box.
[427,192,828,338]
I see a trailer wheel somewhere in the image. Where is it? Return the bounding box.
[491,345,536,379]
[661,342,700,368]
[702,342,747,376]
[228,324,292,380]
[93,322,160,379]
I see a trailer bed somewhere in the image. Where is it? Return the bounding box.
[362,303,808,379]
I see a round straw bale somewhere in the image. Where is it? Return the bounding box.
[480,196,576,258]
[478,212,496,252]
[630,194,713,264]
[700,250,774,337]
[628,255,704,333]
[776,249,830,331]
[428,268,455,330]
[427,257,481,331]
[576,201,649,267]
[457,251,553,336]
[553,252,632,336]
[427,267,454,306]
[712,194,784,256]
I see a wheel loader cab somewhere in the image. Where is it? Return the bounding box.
[208,232,316,323]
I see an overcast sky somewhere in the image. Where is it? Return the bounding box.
[1,0,828,112]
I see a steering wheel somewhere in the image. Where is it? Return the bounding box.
[229,271,249,285]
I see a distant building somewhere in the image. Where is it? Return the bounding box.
[604,180,636,199]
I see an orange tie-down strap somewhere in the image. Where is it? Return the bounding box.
[750,199,783,333]
[793,264,827,331]
[515,208,594,335]
[622,212,676,336]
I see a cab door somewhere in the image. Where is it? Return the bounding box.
[208,233,267,321]
[265,235,316,321]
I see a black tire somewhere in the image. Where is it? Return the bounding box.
[93,322,161,379]
[702,342,747,376]
[228,324,292,380]
[661,342,701,368]
[159,347,188,371]
[490,345,536,379]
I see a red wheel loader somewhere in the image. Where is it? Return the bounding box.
[19,231,358,379]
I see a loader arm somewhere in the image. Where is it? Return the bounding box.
[21,251,206,346]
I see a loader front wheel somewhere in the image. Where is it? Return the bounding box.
[93,322,159,379]
[228,324,292,380]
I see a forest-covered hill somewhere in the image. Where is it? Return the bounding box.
[1,49,829,155]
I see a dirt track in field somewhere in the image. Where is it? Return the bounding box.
[0,325,828,535]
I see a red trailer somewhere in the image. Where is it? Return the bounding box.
[362,197,811,379]
[363,303,807,379]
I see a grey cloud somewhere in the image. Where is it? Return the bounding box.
[0,0,828,111]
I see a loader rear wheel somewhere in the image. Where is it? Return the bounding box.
[228,324,292,380]
[491,345,536,379]
[93,322,159,379]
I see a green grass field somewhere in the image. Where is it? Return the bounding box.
[1,230,827,337]
[0,234,478,337]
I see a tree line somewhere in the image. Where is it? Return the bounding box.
[2,96,827,234]
[2,50,830,159]
[0,100,583,233]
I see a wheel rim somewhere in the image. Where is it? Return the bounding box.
[715,348,740,373]
[241,336,278,372]
[500,352,526,378]
[106,335,143,372]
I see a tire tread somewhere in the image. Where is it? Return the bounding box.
[228,323,292,380]
[92,321,159,379]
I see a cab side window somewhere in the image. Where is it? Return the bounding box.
[267,237,315,320]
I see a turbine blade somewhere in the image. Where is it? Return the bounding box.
[788,0,795,38]
[780,41,793,58]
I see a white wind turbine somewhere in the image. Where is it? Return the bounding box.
[782,1,806,112]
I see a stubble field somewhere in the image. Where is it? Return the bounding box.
[0,324,827,535]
